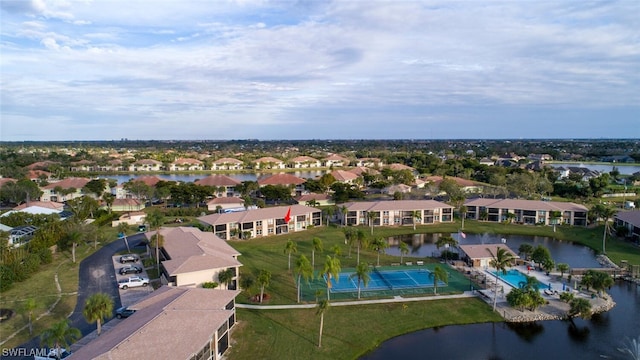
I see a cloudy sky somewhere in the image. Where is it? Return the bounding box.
[1,0,638,141]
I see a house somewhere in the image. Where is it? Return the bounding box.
[341,200,454,227]
[323,154,349,168]
[387,163,416,173]
[109,198,145,212]
[169,158,205,171]
[353,158,384,168]
[528,154,554,161]
[349,167,380,176]
[330,170,359,185]
[601,155,635,163]
[565,167,600,181]
[114,176,164,199]
[144,226,242,288]
[70,159,97,172]
[464,198,588,226]
[13,201,65,212]
[614,211,640,242]
[198,204,322,240]
[111,211,146,227]
[129,159,163,172]
[211,157,244,171]
[257,173,307,197]
[27,170,52,182]
[383,184,412,195]
[295,193,333,207]
[70,287,239,360]
[459,244,519,268]
[253,156,286,170]
[195,175,241,197]
[40,177,91,202]
[479,158,495,166]
[206,197,246,212]
[6,225,39,247]
[289,155,321,168]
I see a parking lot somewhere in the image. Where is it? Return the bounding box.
[112,254,154,307]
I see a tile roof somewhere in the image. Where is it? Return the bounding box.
[135,159,162,165]
[14,201,64,210]
[198,204,321,225]
[464,198,588,212]
[195,174,241,187]
[296,193,330,202]
[342,200,453,212]
[0,178,17,187]
[71,287,239,360]
[423,176,477,187]
[459,244,519,259]
[291,155,319,162]
[257,173,306,186]
[349,167,380,176]
[387,163,415,171]
[42,177,91,190]
[144,227,241,275]
[615,211,640,227]
[207,197,245,205]
[324,153,348,161]
[130,175,163,186]
[173,158,203,165]
[255,156,283,163]
[330,170,358,182]
[213,157,243,164]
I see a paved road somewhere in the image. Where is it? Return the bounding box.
[2,234,146,360]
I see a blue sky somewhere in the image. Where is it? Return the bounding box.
[1,0,639,141]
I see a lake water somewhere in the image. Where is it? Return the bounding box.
[363,233,640,360]
[550,162,640,175]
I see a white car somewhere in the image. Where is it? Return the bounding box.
[34,348,71,359]
[118,276,149,289]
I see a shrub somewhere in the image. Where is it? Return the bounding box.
[202,281,219,289]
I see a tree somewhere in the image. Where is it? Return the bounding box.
[488,247,515,311]
[585,269,614,296]
[557,263,570,279]
[542,258,555,276]
[459,205,467,230]
[435,236,458,262]
[549,210,562,232]
[239,274,254,296]
[531,245,552,268]
[370,237,388,267]
[342,227,356,258]
[117,222,131,253]
[311,237,323,268]
[257,269,271,304]
[284,239,297,271]
[21,298,37,335]
[294,255,314,303]
[339,205,348,225]
[218,268,234,290]
[599,205,617,254]
[518,243,534,261]
[430,265,448,294]
[83,292,114,336]
[316,299,330,348]
[102,193,115,214]
[398,241,410,264]
[350,261,371,299]
[367,211,379,235]
[412,210,422,230]
[322,255,341,301]
[569,298,592,320]
[146,208,165,273]
[40,319,81,357]
[355,229,368,265]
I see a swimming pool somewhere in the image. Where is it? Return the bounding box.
[490,269,539,289]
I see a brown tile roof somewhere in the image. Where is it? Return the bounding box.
[291,155,319,162]
[42,177,91,190]
[464,198,588,212]
[257,173,306,186]
[459,244,518,260]
[255,156,283,163]
[207,197,245,205]
[330,170,359,182]
[324,153,348,161]
[14,201,64,210]
[424,176,477,187]
[135,159,162,165]
[131,175,163,186]
[173,158,203,165]
[0,178,17,187]
[27,170,51,179]
[26,161,58,170]
[195,174,241,187]
[71,287,239,360]
[144,227,241,275]
[343,200,453,212]
[296,193,330,202]
[198,204,321,225]
[387,163,415,171]
[349,167,380,176]
[213,157,243,164]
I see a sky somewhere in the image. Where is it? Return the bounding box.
[1,0,639,141]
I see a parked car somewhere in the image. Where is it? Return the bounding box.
[119,265,143,275]
[119,254,139,264]
[34,348,71,359]
[115,306,136,319]
[118,276,149,290]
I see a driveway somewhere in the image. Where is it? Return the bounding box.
[2,233,147,360]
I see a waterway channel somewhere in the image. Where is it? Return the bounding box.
[363,233,640,360]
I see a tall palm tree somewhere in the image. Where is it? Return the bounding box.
[294,255,313,303]
[370,237,388,267]
[488,247,515,311]
[311,237,323,268]
[430,265,448,294]
[340,205,348,226]
[342,227,356,258]
[557,263,570,279]
[355,230,368,265]
[218,268,234,289]
[367,211,378,235]
[146,208,165,273]
[257,269,271,304]
[117,222,131,253]
[459,205,468,230]
[600,205,617,254]
[322,255,341,301]
[412,210,422,230]
[435,236,458,262]
[83,292,114,336]
[40,319,81,356]
[398,241,410,264]
[350,261,371,299]
[22,298,37,335]
[284,239,297,271]
[316,299,330,348]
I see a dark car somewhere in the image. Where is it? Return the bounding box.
[119,254,139,264]
[119,265,143,275]
[115,306,136,319]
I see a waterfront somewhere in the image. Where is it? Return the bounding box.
[549,162,640,175]
[365,233,640,360]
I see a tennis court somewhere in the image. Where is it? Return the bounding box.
[329,268,446,293]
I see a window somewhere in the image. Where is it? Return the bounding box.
[256,229,262,235]
[256,220,262,226]
[268,228,274,234]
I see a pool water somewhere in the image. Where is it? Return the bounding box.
[491,269,539,289]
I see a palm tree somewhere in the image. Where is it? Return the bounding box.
[294,255,314,303]
[460,205,468,230]
[257,269,271,304]
[218,268,234,289]
[117,222,131,253]
[412,210,422,230]
[549,210,562,232]
[342,227,356,258]
[430,265,448,294]
[398,241,410,264]
[350,261,371,299]
[518,243,534,261]
[146,208,165,273]
[83,292,114,336]
[284,239,297,271]
[355,229,368,265]
[435,236,458,262]
[324,206,335,225]
[316,299,330,348]
[488,247,515,311]
[311,237,323,268]
[557,263,570,279]
[40,319,81,356]
[322,255,341,301]
[370,237,388,267]
[569,297,592,321]
[22,298,37,335]
[367,211,378,235]
[340,205,348,226]
[600,205,617,254]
